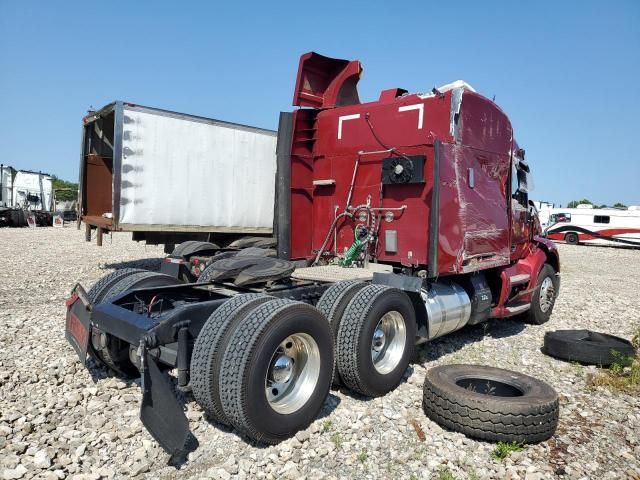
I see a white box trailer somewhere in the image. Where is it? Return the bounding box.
[12,170,53,211]
[79,102,278,248]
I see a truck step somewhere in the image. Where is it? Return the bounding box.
[509,274,531,286]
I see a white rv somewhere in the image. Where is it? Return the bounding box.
[544,204,640,247]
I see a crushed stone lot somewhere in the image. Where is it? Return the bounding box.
[0,226,639,480]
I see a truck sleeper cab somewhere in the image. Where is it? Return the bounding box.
[65,52,560,457]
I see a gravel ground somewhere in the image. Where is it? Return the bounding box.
[1,226,639,480]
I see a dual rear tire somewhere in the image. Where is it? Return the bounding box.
[317,282,416,397]
[190,296,334,444]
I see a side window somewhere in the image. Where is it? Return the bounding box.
[594,215,610,224]
[550,213,571,224]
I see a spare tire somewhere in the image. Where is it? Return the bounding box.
[543,329,635,366]
[423,364,559,443]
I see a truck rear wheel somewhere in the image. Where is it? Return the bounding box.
[336,285,416,397]
[316,280,366,385]
[522,264,558,325]
[91,271,181,377]
[219,300,334,444]
[87,268,146,304]
[190,293,275,425]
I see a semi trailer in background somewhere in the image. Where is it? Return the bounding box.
[66,52,561,455]
[79,102,278,248]
[0,165,54,227]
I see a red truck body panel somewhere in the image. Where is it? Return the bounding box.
[290,52,520,276]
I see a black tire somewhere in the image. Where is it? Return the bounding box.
[336,284,416,397]
[543,329,635,366]
[522,264,559,325]
[190,293,275,425]
[423,364,559,443]
[92,272,181,377]
[227,236,276,249]
[219,300,334,444]
[316,280,367,385]
[100,271,181,302]
[564,232,579,245]
[171,241,220,259]
[87,268,146,304]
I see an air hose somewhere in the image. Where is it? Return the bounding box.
[340,226,370,267]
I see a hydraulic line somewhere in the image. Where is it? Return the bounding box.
[312,211,353,265]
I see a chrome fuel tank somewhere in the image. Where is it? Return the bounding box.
[420,282,472,340]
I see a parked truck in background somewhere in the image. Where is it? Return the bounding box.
[65,52,561,456]
[79,102,278,249]
[0,165,54,227]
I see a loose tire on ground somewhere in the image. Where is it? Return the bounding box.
[190,293,275,425]
[423,364,559,443]
[316,280,367,385]
[543,329,635,366]
[522,264,559,325]
[564,232,579,245]
[219,300,334,444]
[336,284,416,397]
[91,271,181,377]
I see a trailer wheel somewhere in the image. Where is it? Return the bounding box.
[564,232,579,245]
[219,300,333,444]
[190,293,275,425]
[87,268,146,304]
[522,264,558,325]
[423,364,559,443]
[316,280,367,385]
[336,285,416,397]
[91,271,181,377]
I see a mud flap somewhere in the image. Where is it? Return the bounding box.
[139,347,195,458]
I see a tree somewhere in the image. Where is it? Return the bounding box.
[51,176,78,202]
[567,199,593,208]
[613,202,627,209]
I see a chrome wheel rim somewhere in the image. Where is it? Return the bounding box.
[265,333,320,414]
[539,277,555,313]
[371,311,406,374]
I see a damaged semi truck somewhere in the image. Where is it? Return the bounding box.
[65,52,560,455]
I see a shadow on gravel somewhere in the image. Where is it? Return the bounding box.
[200,392,342,448]
[85,356,140,387]
[103,258,164,271]
[416,318,526,364]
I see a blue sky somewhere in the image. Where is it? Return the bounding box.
[1,1,638,207]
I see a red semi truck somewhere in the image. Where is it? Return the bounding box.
[65,52,560,456]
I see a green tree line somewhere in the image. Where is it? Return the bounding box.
[51,176,78,202]
[566,199,627,209]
